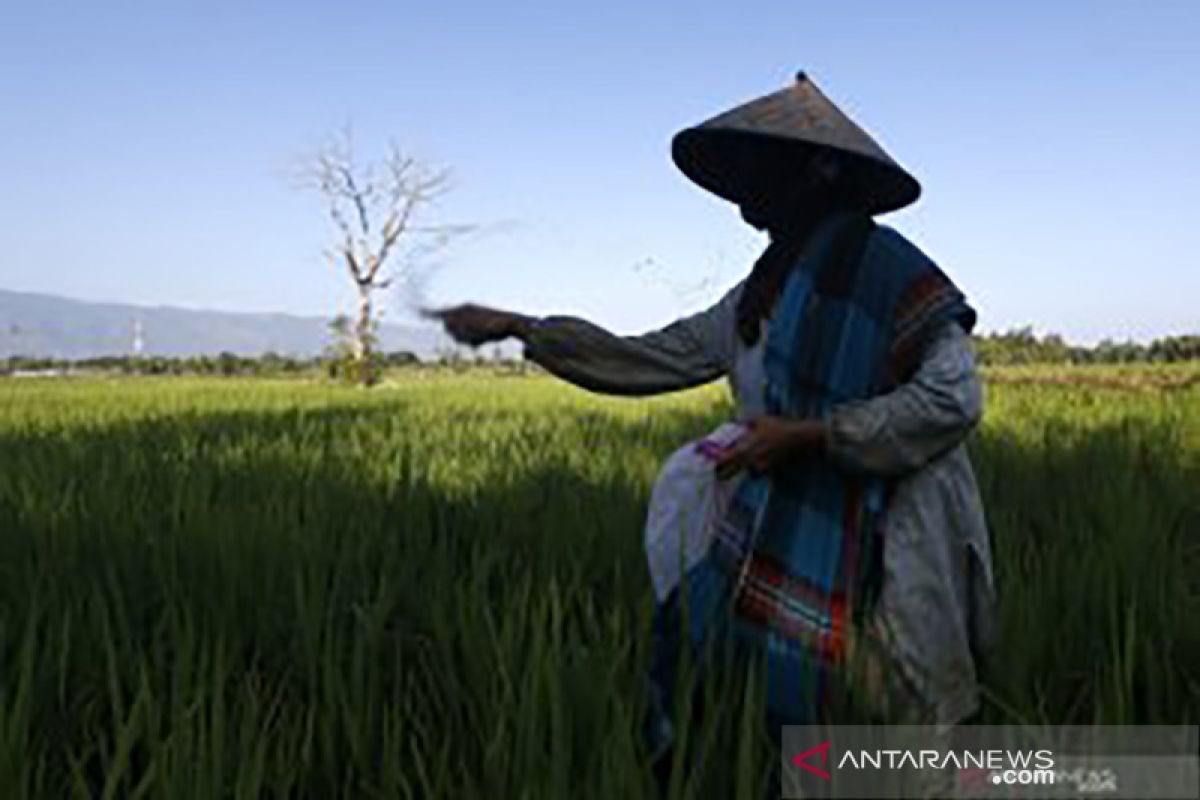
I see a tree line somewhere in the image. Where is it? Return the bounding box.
[0,349,530,379]
[973,328,1200,366]
[3,328,1197,378]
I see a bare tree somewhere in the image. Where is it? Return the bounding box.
[300,127,469,385]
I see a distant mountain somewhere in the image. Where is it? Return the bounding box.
[0,288,486,360]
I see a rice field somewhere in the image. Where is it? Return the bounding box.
[0,370,1197,798]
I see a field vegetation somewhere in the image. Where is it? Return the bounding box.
[0,368,1196,797]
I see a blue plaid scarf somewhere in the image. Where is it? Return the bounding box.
[647,210,976,738]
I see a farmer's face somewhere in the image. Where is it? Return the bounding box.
[738,152,839,234]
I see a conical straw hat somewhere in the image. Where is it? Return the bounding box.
[672,72,920,215]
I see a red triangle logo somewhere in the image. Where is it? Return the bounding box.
[791,741,832,780]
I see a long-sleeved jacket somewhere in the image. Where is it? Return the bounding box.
[522,279,997,725]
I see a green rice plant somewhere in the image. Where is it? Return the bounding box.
[0,370,1194,796]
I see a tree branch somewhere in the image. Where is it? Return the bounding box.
[299,128,472,381]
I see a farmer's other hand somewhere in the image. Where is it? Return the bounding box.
[712,416,827,480]
[423,304,534,347]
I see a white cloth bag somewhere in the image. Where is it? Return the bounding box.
[644,422,746,601]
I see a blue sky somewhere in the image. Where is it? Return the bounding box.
[1,0,1196,344]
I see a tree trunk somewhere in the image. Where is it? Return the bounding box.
[354,286,374,385]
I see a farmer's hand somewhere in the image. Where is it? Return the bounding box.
[713,416,828,480]
[423,304,535,347]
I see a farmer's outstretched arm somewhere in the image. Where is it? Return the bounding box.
[824,321,983,477]
[515,284,741,396]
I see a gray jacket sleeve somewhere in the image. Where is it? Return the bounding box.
[825,322,983,477]
[521,285,740,396]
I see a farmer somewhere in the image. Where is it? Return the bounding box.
[432,71,996,768]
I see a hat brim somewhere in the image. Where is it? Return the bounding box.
[672,127,921,216]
